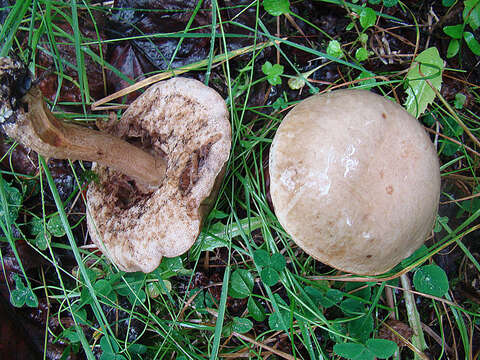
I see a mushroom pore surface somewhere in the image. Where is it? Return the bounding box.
[269,90,440,275]
[87,77,230,272]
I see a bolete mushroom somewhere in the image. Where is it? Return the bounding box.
[0,57,231,273]
[269,89,440,275]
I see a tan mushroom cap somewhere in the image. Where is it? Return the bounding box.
[269,89,440,275]
[87,77,230,273]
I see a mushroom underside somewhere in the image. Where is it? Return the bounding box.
[87,78,230,273]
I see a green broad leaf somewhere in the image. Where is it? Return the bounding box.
[128,289,146,305]
[261,267,279,286]
[413,264,449,297]
[305,286,324,302]
[326,40,343,58]
[306,286,342,308]
[464,31,480,55]
[192,217,263,259]
[333,343,373,360]
[454,93,467,109]
[94,279,113,298]
[158,256,184,275]
[47,214,66,237]
[355,47,369,61]
[62,327,81,343]
[247,297,266,322]
[128,343,147,355]
[232,317,253,334]
[321,289,344,308]
[273,96,288,109]
[404,47,444,117]
[253,249,271,267]
[443,116,464,138]
[383,0,398,7]
[71,305,88,324]
[366,339,398,358]
[161,256,183,270]
[100,336,117,359]
[10,274,38,308]
[270,253,286,272]
[268,309,289,331]
[25,287,38,307]
[348,315,374,343]
[368,0,381,4]
[229,269,254,299]
[262,61,284,85]
[34,228,50,250]
[210,209,229,219]
[441,140,461,156]
[447,39,460,58]
[340,298,364,315]
[30,216,44,235]
[0,180,22,223]
[359,7,376,29]
[359,33,369,44]
[442,0,455,6]
[116,273,147,305]
[443,24,463,39]
[356,71,377,88]
[464,0,480,30]
[263,0,290,16]
[421,113,436,126]
[345,282,371,301]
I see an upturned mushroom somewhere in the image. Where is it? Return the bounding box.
[269,89,440,275]
[0,57,231,273]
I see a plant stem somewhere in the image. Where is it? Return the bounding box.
[400,274,428,360]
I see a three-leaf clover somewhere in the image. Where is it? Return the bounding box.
[334,339,398,360]
[262,61,284,86]
[229,269,266,321]
[253,249,286,286]
[10,273,38,308]
[0,180,22,223]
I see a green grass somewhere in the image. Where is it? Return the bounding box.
[1,0,480,359]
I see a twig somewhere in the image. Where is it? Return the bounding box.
[233,332,296,360]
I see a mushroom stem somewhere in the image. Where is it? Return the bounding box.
[4,87,166,187]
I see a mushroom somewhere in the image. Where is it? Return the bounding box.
[269,89,440,275]
[0,57,231,273]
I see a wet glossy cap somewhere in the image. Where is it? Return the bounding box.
[269,89,440,275]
